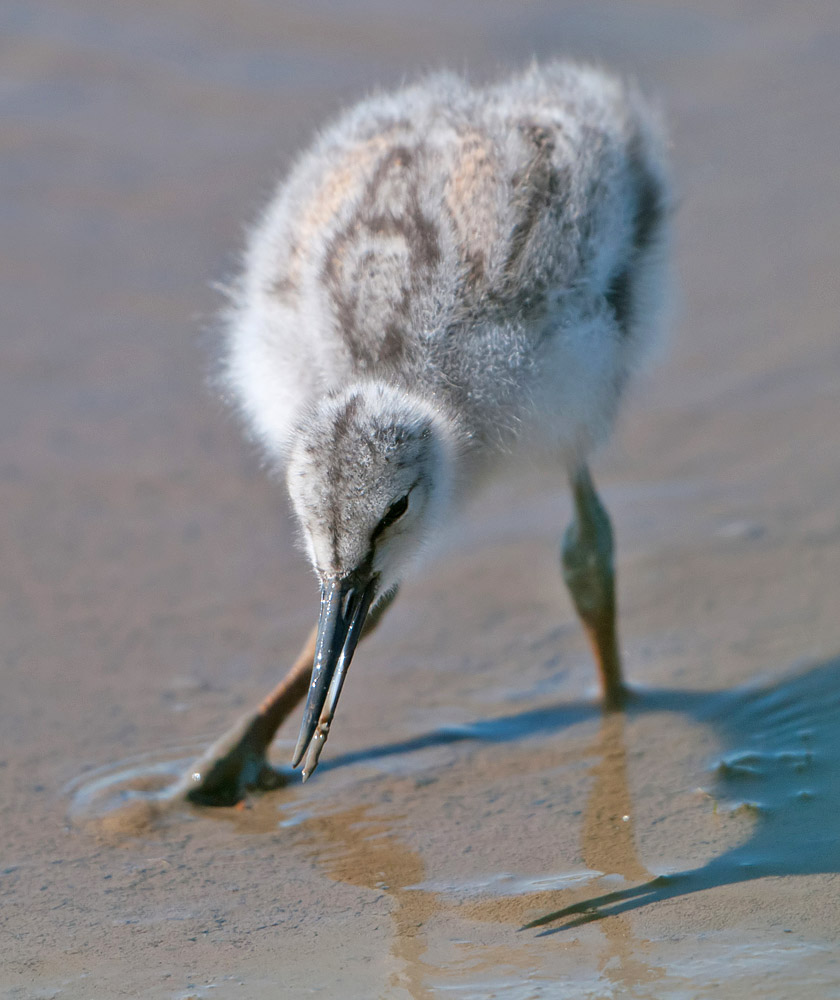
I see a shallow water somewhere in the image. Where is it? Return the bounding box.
[58,661,840,995]
[3,0,840,997]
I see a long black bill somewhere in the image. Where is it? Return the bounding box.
[291,572,377,780]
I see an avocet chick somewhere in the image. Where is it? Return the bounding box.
[189,61,670,804]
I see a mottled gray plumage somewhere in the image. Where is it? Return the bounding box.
[213,61,671,783]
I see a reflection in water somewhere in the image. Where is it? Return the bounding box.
[65,656,840,993]
[300,804,438,999]
[580,713,662,993]
[582,713,648,883]
[302,712,666,997]
[528,656,840,933]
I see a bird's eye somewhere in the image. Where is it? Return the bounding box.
[372,494,409,539]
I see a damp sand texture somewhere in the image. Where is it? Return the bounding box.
[3,1,840,998]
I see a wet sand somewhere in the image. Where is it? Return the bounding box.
[3,0,840,996]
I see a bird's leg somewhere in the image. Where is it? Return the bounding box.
[185,628,318,806]
[561,465,627,709]
[185,588,398,806]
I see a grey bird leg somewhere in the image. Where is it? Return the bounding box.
[561,465,627,709]
[186,589,398,806]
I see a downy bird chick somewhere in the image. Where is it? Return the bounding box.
[191,60,670,799]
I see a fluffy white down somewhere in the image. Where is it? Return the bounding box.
[221,61,671,586]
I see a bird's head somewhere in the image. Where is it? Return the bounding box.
[285,382,456,777]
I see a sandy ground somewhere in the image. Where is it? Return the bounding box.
[3,0,840,996]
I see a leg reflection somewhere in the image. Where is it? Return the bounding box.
[582,713,661,990]
[581,712,649,883]
[303,804,437,999]
[525,713,664,990]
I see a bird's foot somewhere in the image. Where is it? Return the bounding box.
[185,740,290,807]
[602,682,634,712]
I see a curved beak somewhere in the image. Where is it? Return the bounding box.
[291,571,378,780]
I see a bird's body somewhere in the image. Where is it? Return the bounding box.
[192,62,670,800]
[227,62,668,488]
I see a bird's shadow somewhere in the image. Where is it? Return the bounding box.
[320,655,840,934]
[524,656,840,934]
[317,690,595,773]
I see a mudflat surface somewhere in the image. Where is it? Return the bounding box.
[3,1,840,997]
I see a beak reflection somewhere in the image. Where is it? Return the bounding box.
[292,571,377,780]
